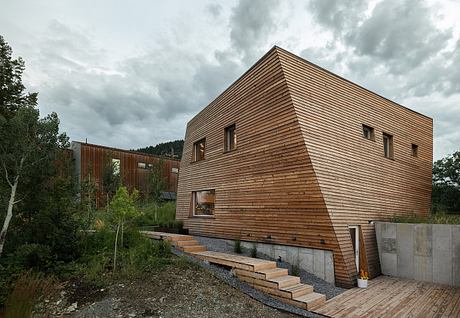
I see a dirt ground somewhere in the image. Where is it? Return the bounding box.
[36,261,298,318]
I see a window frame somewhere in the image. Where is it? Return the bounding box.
[411,144,418,157]
[224,124,237,153]
[112,158,121,175]
[192,189,215,217]
[362,124,375,141]
[192,138,206,162]
[382,133,394,159]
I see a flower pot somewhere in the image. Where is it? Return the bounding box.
[357,278,368,288]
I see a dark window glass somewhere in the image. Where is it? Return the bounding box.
[224,124,237,152]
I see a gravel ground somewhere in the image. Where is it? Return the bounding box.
[35,259,301,318]
[194,236,345,300]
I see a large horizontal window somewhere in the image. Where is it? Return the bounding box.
[192,190,215,216]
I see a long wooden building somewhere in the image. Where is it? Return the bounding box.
[71,141,180,207]
[175,46,433,288]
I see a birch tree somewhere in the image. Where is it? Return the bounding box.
[0,36,65,258]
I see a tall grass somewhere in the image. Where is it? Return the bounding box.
[135,201,177,226]
[4,271,59,318]
[390,213,460,224]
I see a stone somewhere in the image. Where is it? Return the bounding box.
[382,223,396,239]
[414,255,433,282]
[299,249,314,273]
[380,252,397,276]
[414,224,432,257]
[313,249,325,280]
[382,238,397,253]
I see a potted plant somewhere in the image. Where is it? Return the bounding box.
[357,269,368,288]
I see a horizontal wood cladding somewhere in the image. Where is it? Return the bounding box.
[176,50,348,284]
[177,46,432,288]
[76,142,180,206]
[277,47,432,284]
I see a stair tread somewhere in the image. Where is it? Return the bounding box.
[294,292,325,302]
[269,275,300,283]
[257,268,287,274]
[281,283,313,292]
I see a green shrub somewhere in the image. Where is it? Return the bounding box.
[250,244,257,258]
[234,240,242,254]
[9,244,54,272]
[390,212,460,224]
[291,264,300,277]
[135,201,177,226]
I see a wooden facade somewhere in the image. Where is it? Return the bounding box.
[175,47,433,288]
[71,141,180,207]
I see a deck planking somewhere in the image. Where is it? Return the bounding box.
[313,276,460,318]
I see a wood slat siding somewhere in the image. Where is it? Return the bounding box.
[277,47,432,286]
[76,142,180,207]
[176,47,433,288]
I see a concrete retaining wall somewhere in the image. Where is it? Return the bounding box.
[237,240,335,283]
[375,222,460,286]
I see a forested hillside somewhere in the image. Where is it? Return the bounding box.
[135,140,184,159]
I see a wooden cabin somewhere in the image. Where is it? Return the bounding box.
[175,46,433,288]
[71,141,180,207]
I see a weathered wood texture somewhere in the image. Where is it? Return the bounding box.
[176,47,433,288]
[73,142,180,207]
[314,276,460,318]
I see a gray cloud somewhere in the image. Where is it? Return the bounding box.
[206,3,223,18]
[230,0,281,65]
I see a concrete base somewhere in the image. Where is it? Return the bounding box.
[233,240,335,284]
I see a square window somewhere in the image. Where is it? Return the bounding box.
[383,133,394,159]
[193,138,206,162]
[171,167,179,173]
[362,124,375,140]
[192,190,215,216]
[138,162,146,169]
[224,124,237,152]
[412,144,418,157]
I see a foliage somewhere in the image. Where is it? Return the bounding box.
[135,139,184,159]
[234,240,242,254]
[291,264,300,277]
[4,271,59,318]
[432,150,460,214]
[135,201,177,226]
[147,159,166,204]
[102,152,121,202]
[359,269,369,280]
[390,213,460,224]
[250,244,257,258]
[106,186,141,272]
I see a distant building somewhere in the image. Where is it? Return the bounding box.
[71,141,180,207]
[176,46,433,288]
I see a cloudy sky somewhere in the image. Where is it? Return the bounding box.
[1,0,459,160]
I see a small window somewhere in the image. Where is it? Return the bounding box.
[362,124,375,140]
[112,158,120,175]
[171,167,179,173]
[147,163,153,169]
[412,144,418,157]
[383,133,394,159]
[193,138,206,162]
[224,124,237,152]
[192,190,215,216]
[138,162,146,169]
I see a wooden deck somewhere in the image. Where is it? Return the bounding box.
[313,276,460,318]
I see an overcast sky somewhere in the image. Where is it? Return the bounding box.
[1,0,459,160]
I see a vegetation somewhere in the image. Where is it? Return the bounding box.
[291,264,300,277]
[135,139,184,159]
[390,213,460,224]
[432,150,460,214]
[234,240,242,254]
[250,244,257,258]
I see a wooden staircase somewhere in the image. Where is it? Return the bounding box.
[143,231,326,311]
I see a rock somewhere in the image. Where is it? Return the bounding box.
[128,314,136,317]
[66,302,78,312]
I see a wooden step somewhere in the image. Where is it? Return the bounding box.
[181,245,206,253]
[294,292,326,310]
[268,275,301,288]
[166,235,194,242]
[174,239,201,247]
[280,283,314,299]
[256,268,289,279]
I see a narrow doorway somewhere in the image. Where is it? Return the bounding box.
[348,225,360,272]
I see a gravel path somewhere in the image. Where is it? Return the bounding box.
[193,236,345,300]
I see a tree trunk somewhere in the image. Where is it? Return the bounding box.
[0,178,18,258]
[113,223,121,273]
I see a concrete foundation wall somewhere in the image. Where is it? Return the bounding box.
[237,240,335,283]
[376,222,460,286]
